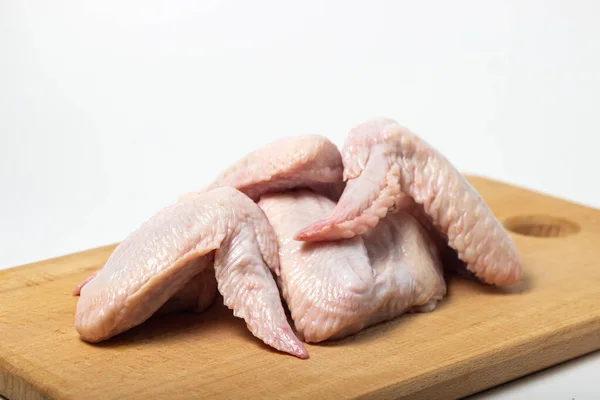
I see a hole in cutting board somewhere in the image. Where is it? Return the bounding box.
[503,215,580,238]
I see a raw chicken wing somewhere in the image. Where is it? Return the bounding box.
[74,187,307,359]
[207,134,345,201]
[295,118,522,286]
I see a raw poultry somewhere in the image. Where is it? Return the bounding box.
[73,187,308,358]
[295,118,522,286]
[73,118,522,358]
[258,190,446,343]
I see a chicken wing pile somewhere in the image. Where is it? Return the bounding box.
[73,117,522,359]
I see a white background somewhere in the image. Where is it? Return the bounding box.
[1,1,598,398]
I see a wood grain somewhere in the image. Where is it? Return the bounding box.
[1,176,599,400]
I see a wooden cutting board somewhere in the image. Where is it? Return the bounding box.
[1,176,599,400]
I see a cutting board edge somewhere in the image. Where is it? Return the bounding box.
[1,354,49,400]
[2,323,599,400]
[364,314,600,400]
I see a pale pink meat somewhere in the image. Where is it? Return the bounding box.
[295,118,522,286]
[362,209,446,318]
[258,190,373,342]
[258,190,446,342]
[74,187,307,359]
[207,134,345,201]
[73,258,218,316]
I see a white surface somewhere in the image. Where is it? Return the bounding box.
[1,1,598,398]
